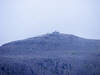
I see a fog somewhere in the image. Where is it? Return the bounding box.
[0,0,100,45]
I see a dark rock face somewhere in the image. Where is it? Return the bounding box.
[0,32,100,75]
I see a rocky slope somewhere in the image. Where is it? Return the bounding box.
[0,32,100,75]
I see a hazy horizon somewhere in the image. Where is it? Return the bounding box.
[0,0,100,45]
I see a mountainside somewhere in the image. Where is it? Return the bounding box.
[0,32,100,75]
[0,32,100,55]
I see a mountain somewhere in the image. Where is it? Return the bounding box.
[0,32,100,75]
[0,31,100,55]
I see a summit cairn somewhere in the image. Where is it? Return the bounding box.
[52,31,60,35]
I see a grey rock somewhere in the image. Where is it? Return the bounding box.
[0,32,100,75]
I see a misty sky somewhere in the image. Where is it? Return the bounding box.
[0,0,100,45]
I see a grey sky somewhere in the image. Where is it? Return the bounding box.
[0,0,100,45]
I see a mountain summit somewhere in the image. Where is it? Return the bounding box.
[0,32,100,75]
[0,32,100,55]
